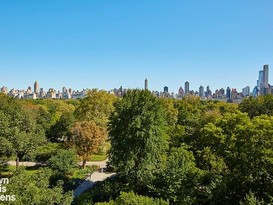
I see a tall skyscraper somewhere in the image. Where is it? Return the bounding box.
[199,85,204,97]
[34,80,39,94]
[263,65,269,94]
[185,81,189,95]
[144,78,148,90]
[257,70,263,88]
[163,86,168,93]
[226,87,231,99]
[206,86,212,96]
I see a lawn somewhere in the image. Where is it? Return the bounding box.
[0,164,41,178]
[89,154,107,161]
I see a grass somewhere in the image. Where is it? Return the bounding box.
[88,154,107,161]
[71,165,98,180]
[0,164,41,178]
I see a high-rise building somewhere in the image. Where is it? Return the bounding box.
[178,87,184,95]
[226,87,231,99]
[62,87,67,94]
[220,88,225,95]
[257,70,263,88]
[185,81,189,95]
[34,81,39,94]
[144,78,148,90]
[199,85,204,97]
[242,86,250,96]
[263,65,269,94]
[163,86,168,93]
[206,86,212,96]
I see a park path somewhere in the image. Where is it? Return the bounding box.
[7,160,116,198]
[73,160,116,197]
[7,160,108,168]
[73,171,116,197]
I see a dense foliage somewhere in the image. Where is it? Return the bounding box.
[2,91,273,205]
[108,90,168,190]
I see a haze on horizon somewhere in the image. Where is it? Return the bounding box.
[0,0,272,93]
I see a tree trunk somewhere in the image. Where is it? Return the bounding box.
[82,158,87,169]
[16,157,20,170]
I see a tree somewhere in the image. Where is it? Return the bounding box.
[108,89,168,190]
[74,89,116,126]
[0,94,46,169]
[239,95,273,118]
[5,168,73,205]
[48,149,77,175]
[47,111,75,142]
[196,112,273,204]
[95,192,169,205]
[151,146,200,205]
[69,121,107,169]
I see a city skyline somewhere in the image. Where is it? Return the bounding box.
[0,64,270,94]
[1,1,273,92]
[1,64,270,99]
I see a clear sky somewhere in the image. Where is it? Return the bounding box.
[0,0,273,93]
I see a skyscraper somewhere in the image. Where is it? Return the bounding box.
[144,78,148,90]
[185,81,189,95]
[242,86,250,96]
[199,85,204,97]
[206,86,212,96]
[163,86,168,93]
[178,87,184,95]
[257,70,263,88]
[263,65,269,94]
[226,87,231,99]
[34,80,39,94]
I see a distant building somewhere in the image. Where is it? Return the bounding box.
[1,86,8,94]
[258,70,263,89]
[184,81,189,95]
[46,88,56,99]
[62,86,67,94]
[242,86,250,97]
[263,65,269,94]
[144,78,148,90]
[34,81,39,94]
[226,87,231,99]
[199,85,204,97]
[24,93,37,99]
[27,86,32,94]
[220,88,225,96]
[163,86,168,93]
[206,86,212,96]
[178,87,184,95]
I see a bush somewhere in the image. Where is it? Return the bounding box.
[95,192,169,205]
[48,149,77,175]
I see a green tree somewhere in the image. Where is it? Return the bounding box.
[239,95,273,118]
[151,146,200,205]
[0,94,46,169]
[108,89,168,190]
[47,111,75,142]
[5,168,73,205]
[74,89,116,126]
[95,192,168,205]
[48,149,77,175]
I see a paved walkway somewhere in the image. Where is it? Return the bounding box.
[7,160,108,168]
[7,159,115,198]
[73,171,116,197]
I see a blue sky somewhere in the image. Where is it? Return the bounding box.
[0,1,272,93]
